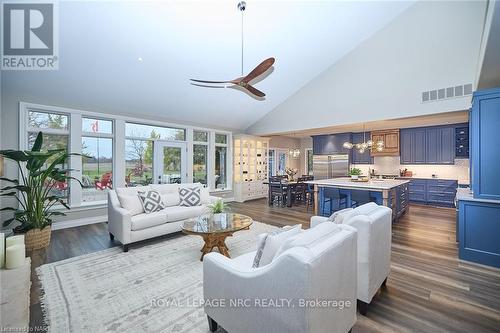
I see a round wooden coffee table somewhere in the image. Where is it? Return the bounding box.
[182,213,253,261]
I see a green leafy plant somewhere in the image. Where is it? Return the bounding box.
[348,168,362,176]
[0,132,82,231]
[208,199,226,214]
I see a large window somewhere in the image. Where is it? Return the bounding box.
[81,118,114,203]
[215,133,228,189]
[125,123,185,141]
[193,130,208,185]
[21,103,232,210]
[125,139,153,186]
[27,111,70,202]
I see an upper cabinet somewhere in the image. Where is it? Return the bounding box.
[400,128,425,164]
[371,129,400,156]
[312,133,352,155]
[455,126,469,158]
[400,126,456,165]
[471,88,500,201]
[351,132,373,164]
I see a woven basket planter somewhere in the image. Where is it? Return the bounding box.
[25,226,52,252]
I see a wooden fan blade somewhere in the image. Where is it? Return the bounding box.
[190,83,226,89]
[243,84,266,97]
[241,57,275,83]
[190,79,234,84]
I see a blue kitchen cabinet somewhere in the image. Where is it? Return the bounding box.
[312,133,352,155]
[312,135,327,155]
[425,128,439,164]
[413,129,426,163]
[455,126,469,158]
[458,200,500,268]
[440,127,455,164]
[471,88,500,200]
[400,128,426,164]
[401,125,455,164]
[400,178,457,206]
[426,179,457,206]
[351,132,373,164]
[407,179,427,203]
[400,129,412,164]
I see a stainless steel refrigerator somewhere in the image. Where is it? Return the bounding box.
[312,154,349,180]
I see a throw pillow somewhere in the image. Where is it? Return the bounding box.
[179,187,201,207]
[328,208,354,224]
[117,194,144,216]
[252,224,302,268]
[137,190,166,214]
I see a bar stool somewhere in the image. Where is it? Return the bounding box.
[322,188,349,216]
[350,190,376,208]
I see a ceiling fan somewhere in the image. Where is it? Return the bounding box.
[190,1,275,99]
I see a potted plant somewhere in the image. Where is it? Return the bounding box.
[0,132,81,252]
[285,167,298,181]
[208,199,226,222]
[348,168,362,180]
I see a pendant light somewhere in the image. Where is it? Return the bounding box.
[343,125,384,153]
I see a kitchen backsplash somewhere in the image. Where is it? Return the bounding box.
[352,157,470,183]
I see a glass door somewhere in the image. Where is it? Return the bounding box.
[153,141,187,184]
[277,150,288,175]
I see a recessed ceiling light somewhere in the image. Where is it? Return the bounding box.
[138,57,143,62]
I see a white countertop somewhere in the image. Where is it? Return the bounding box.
[397,176,470,185]
[305,177,410,190]
[456,187,500,204]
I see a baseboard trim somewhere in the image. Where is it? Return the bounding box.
[51,215,108,230]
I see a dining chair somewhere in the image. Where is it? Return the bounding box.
[269,177,287,206]
[294,177,307,204]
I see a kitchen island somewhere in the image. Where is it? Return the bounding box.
[305,178,410,219]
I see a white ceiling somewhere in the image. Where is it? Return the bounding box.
[2,0,415,130]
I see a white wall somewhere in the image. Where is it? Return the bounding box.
[247,1,486,135]
[268,136,302,174]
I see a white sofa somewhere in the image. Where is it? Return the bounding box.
[311,202,392,315]
[203,222,358,333]
[108,183,220,251]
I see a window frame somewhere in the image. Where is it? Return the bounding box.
[193,131,209,186]
[212,132,231,191]
[81,117,115,205]
[20,102,233,210]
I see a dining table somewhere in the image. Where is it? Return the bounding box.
[264,179,306,207]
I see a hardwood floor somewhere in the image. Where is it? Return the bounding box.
[28,200,500,332]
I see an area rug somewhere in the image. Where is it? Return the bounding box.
[36,221,278,333]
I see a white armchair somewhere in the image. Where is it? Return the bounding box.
[203,223,358,333]
[310,202,392,315]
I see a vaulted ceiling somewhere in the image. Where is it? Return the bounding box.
[2,0,415,130]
